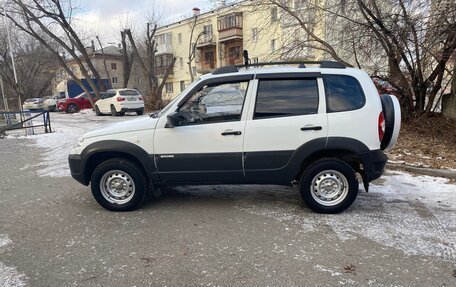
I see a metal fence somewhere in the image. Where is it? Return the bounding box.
[0,110,52,135]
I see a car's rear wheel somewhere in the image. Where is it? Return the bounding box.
[136,109,144,116]
[110,105,118,116]
[300,158,358,214]
[90,158,147,211]
[66,103,79,113]
[95,105,102,116]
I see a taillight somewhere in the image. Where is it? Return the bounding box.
[378,112,385,142]
[138,96,143,101]
[116,97,125,102]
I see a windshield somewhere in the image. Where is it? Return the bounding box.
[156,79,201,118]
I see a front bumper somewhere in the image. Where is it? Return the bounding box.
[69,154,88,185]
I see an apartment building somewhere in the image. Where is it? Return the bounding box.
[154,0,326,99]
[53,45,125,93]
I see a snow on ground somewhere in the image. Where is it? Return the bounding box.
[5,109,456,263]
[237,172,456,262]
[0,235,27,287]
[8,110,128,177]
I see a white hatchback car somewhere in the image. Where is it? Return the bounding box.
[94,89,144,116]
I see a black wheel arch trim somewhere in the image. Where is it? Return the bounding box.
[74,140,158,185]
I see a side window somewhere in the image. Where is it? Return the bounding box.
[178,81,249,125]
[324,75,365,112]
[254,78,319,119]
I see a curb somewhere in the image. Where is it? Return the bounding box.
[387,163,456,179]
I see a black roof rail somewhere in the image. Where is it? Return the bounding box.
[212,61,345,75]
[212,66,238,74]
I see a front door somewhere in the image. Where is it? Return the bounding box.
[154,78,252,183]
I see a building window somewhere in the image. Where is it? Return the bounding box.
[112,77,118,84]
[111,63,117,70]
[228,46,241,60]
[165,82,174,93]
[157,33,172,45]
[192,66,197,76]
[178,33,182,44]
[296,0,307,9]
[271,39,276,52]
[179,57,184,68]
[180,81,185,92]
[271,7,278,22]
[203,25,213,37]
[251,28,259,41]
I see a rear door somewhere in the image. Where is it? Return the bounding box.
[243,73,328,182]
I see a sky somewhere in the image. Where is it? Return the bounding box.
[73,0,216,45]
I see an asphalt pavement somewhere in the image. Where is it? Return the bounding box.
[0,138,455,286]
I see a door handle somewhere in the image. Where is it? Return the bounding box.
[301,126,322,131]
[221,130,242,136]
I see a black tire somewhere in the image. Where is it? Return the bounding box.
[90,158,147,211]
[136,109,144,116]
[110,105,118,116]
[300,158,358,214]
[66,103,79,113]
[95,105,102,116]
[380,94,395,150]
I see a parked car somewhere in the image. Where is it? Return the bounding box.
[22,98,46,110]
[44,92,66,111]
[94,89,144,116]
[69,61,401,213]
[58,92,99,113]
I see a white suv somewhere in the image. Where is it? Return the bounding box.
[95,89,144,116]
[69,62,400,213]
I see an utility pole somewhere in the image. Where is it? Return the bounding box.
[0,75,9,111]
[2,5,22,114]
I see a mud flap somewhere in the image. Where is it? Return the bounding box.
[363,177,369,192]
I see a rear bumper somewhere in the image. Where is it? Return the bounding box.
[69,154,88,185]
[121,107,144,113]
[360,150,388,182]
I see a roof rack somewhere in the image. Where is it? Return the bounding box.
[212,60,346,75]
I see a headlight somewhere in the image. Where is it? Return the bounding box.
[73,136,84,149]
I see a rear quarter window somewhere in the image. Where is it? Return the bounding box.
[254,78,319,119]
[324,75,365,112]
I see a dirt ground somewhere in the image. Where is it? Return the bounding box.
[387,114,456,170]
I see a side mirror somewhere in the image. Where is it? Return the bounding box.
[166,111,191,128]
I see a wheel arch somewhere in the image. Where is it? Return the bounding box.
[290,137,372,181]
[80,140,158,186]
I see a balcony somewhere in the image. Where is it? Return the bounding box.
[197,34,217,48]
[156,33,173,55]
[155,53,174,77]
[217,12,243,42]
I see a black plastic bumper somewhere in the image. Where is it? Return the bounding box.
[121,107,144,113]
[69,154,88,185]
[360,150,388,182]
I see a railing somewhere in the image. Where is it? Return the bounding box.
[0,110,52,135]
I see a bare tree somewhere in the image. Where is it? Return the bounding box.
[187,15,206,82]
[249,0,456,118]
[95,36,112,88]
[120,30,135,88]
[124,23,175,110]
[2,0,109,108]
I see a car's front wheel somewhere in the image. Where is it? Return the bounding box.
[300,158,358,214]
[90,158,147,211]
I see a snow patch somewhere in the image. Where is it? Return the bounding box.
[0,263,27,287]
[0,234,12,248]
[0,235,27,287]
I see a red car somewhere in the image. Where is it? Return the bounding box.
[58,92,99,113]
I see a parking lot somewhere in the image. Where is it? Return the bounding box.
[1,112,455,286]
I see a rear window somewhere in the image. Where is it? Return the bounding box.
[254,79,319,119]
[324,75,365,112]
[119,90,140,96]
